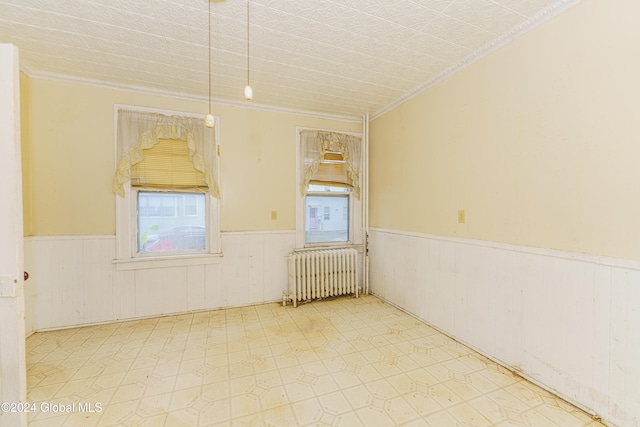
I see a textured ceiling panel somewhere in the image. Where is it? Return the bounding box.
[0,0,579,119]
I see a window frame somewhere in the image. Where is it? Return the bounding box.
[295,127,363,249]
[114,107,221,270]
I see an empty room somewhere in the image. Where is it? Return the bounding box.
[0,0,639,426]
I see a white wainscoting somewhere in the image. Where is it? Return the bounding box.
[369,228,640,427]
[24,231,295,332]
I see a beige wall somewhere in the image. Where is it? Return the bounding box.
[24,78,359,235]
[369,0,640,260]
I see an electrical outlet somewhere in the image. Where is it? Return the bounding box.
[271,210,278,220]
[458,210,465,224]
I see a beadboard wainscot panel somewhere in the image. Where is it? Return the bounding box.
[25,231,295,331]
[220,231,296,307]
[82,236,116,325]
[369,227,640,427]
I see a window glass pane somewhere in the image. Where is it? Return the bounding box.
[138,192,206,253]
[183,195,199,216]
[306,195,348,244]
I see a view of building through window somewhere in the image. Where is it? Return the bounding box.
[305,185,349,244]
[137,192,206,253]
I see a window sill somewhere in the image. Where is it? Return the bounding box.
[113,253,222,271]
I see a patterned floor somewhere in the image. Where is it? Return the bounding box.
[25,295,604,426]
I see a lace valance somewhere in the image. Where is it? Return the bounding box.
[113,109,219,198]
[300,130,362,199]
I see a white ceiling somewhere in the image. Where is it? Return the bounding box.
[0,0,578,120]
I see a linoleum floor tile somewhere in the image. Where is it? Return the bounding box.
[26,295,604,427]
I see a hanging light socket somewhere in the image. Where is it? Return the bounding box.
[205,113,215,128]
[244,0,253,101]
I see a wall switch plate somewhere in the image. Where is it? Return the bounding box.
[0,277,16,298]
[271,210,278,220]
[458,210,466,224]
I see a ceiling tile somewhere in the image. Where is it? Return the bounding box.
[0,0,579,118]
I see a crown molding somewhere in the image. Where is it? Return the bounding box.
[371,0,582,121]
[21,68,362,124]
[19,61,37,76]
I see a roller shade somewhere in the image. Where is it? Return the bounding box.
[113,109,219,198]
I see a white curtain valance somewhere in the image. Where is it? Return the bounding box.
[300,130,362,199]
[113,109,219,198]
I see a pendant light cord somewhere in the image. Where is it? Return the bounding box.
[208,0,212,114]
[246,0,250,86]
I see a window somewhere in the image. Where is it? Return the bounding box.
[306,186,350,244]
[128,135,209,255]
[138,192,206,253]
[128,135,210,256]
[305,154,351,244]
[113,108,220,268]
[296,129,363,248]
